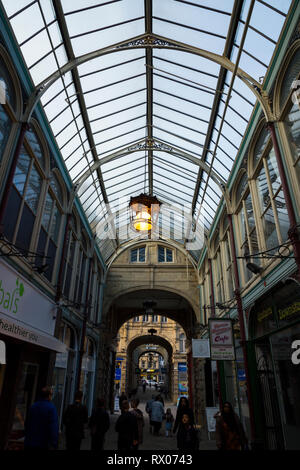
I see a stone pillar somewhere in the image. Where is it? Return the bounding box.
[191,325,207,437]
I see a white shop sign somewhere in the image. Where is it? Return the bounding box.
[0,340,5,364]
[192,338,210,358]
[0,261,66,352]
[0,261,56,335]
[55,352,69,368]
[208,318,235,361]
[82,356,95,372]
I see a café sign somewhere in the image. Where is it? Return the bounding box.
[208,318,235,360]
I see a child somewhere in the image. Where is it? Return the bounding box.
[165,408,174,437]
[176,413,199,450]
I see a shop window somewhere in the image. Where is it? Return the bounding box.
[0,54,17,110]
[3,143,43,253]
[279,47,300,110]
[0,104,12,163]
[130,246,145,262]
[237,188,259,283]
[36,173,63,281]
[224,235,234,299]
[256,147,289,250]
[158,245,173,262]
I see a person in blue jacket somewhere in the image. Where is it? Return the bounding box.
[24,387,59,450]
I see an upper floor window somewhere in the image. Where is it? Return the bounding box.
[142,314,149,322]
[161,316,167,323]
[256,146,289,250]
[133,316,140,322]
[277,46,300,191]
[152,315,158,322]
[130,246,145,263]
[158,245,173,262]
[179,333,186,353]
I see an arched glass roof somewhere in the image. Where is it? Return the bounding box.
[1,0,293,262]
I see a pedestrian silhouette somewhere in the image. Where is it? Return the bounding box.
[24,387,58,450]
[63,390,88,450]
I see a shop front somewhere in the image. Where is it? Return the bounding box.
[52,322,78,429]
[0,260,66,450]
[249,278,300,450]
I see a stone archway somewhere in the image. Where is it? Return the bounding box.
[126,334,174,401]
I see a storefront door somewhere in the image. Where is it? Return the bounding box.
[255,340,284,449]
[9,362,39,448]
[270,324,300,449]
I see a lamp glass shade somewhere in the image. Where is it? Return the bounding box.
[129,194,161,232]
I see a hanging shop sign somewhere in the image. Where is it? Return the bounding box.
[0,340,5,364]
[208,318,235,360]
[192,338,210,358]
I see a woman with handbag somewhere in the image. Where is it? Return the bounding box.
[215,401,248,451]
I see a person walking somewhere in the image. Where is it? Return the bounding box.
[146,394,155,434]
[130,398,144,450]
[157,394,164,407]
[177,413,199,450]
[118,391,127,410]
[115,400,139,450]
[24,387,58,450]
[173,396,194,435]
[165,408,174,437]
[89,398,110,451]
[150,396,165,436]
[215,401,248,450]
[62,390,88,451]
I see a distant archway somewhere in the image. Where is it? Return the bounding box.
[127,335,173,396]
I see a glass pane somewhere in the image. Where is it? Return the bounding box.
[253,126,270,170]
[50,172,64,206]
[25,164,42,214]
[285,103,300,183]
[158,245,165,262]
[257,165,269,214]
[266,148,280,195]
[139,246,145,262]
[42,191,54,231]
[262,205,279,250]
[26,126,45,170]
[280,47,300,110]
[235,173,248,204]
[275,188,289,243]
[50,205,61,244]
[0,105,12,162]
[131,248,137,262]
[166,248,173,262]
[13,148,31,195]
[0,56,16,110]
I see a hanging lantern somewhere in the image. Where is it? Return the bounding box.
[129,193,161,232]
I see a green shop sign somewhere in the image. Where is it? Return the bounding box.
[0,278,24,314]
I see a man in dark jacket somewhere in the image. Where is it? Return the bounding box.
[118,392,127,410]
[63,390,88,450]
[24,387,59,450]
[89,398,110,451]
[115,400,139,450]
